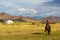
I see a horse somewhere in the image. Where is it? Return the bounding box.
[45,24,51,35]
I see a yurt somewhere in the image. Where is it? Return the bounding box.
[6,20,14,24]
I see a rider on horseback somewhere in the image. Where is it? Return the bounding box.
[45,19,51,35]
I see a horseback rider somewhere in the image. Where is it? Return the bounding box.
[45,19,51,35]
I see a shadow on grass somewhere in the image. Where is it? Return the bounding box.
[32,32,46,35]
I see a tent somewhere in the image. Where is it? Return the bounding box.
[6,20,14,24]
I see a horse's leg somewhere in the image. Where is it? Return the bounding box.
[45,27,47,35]
[45,26,48,32]
[48,31,50,35]
[47,25,51,35]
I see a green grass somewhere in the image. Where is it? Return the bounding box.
[0,31,60,40]
[0,22,60,40]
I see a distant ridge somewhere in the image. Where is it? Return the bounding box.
[0,12,60,22]
[40,16,60,22]
[0,12,39,22]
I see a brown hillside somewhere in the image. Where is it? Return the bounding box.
[0,12,39,22]
[41,16,60,22]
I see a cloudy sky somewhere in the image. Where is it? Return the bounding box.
[0,0,60,17]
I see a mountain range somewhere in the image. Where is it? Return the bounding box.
[0,12,60,22]
[0,12,39,22]
[40,16,60,22]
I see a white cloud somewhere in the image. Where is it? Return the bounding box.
[1,3,60,17]
[1,0,59,17]
[14,7,37,16]
[35,5,60,17]
[7,0,53,7]
[15,0,53,5]
[18,8,26,13]
[3,2,12,7]
[0,2,13,7]
[29,9,37,14]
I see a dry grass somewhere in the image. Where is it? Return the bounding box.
[0,22,60,40]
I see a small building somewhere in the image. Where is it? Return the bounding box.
[6,20,14,24]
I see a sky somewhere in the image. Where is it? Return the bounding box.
[0,0,60,18]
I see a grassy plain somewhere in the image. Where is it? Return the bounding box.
[0,22,60,40]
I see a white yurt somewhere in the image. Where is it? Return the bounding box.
[6,20,14,24]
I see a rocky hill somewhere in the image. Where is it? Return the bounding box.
[0,12,39,22]
[0,12,60,22]
[40,16,60,23]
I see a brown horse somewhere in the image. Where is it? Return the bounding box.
[45,24,51,35]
